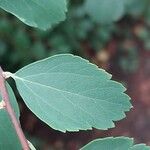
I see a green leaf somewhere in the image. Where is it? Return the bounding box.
[28,140,36,150]
[11,54,131,132]
[84,0,125,24]
[81,137,150,150]
[0,0,67,30]
[125,0,149,18]
[0,83,21,149]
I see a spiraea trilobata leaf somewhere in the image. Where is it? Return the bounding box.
[0,83,21,149]
[0,0,67,30]
[81,137,150,150]
[11,54,132,132]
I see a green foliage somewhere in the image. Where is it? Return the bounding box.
[0,0,149,73]
[0,83,21,149]
[0,0,150,149]
[0,0,67,30]
[125,0,149,18]
[85,0,125,24]
[8,54,132,132]
[81,137,150,150]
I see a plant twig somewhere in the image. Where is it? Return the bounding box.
[0,67,29,150]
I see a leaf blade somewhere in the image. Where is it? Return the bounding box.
[0,83,21,149]
[80,137,150,150]
[12,54,132,132]
[0,0,67,30]
[84,0,126,24]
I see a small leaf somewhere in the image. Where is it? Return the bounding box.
[0,83,21,149]
[28,140,36,150]
[81,137,150,150]
[11,54,131,132]
[84,0,126,24]
[0,0,67,30]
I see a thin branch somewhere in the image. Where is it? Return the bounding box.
[0,67,29,150]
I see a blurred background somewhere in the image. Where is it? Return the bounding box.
[0,0,150,149]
